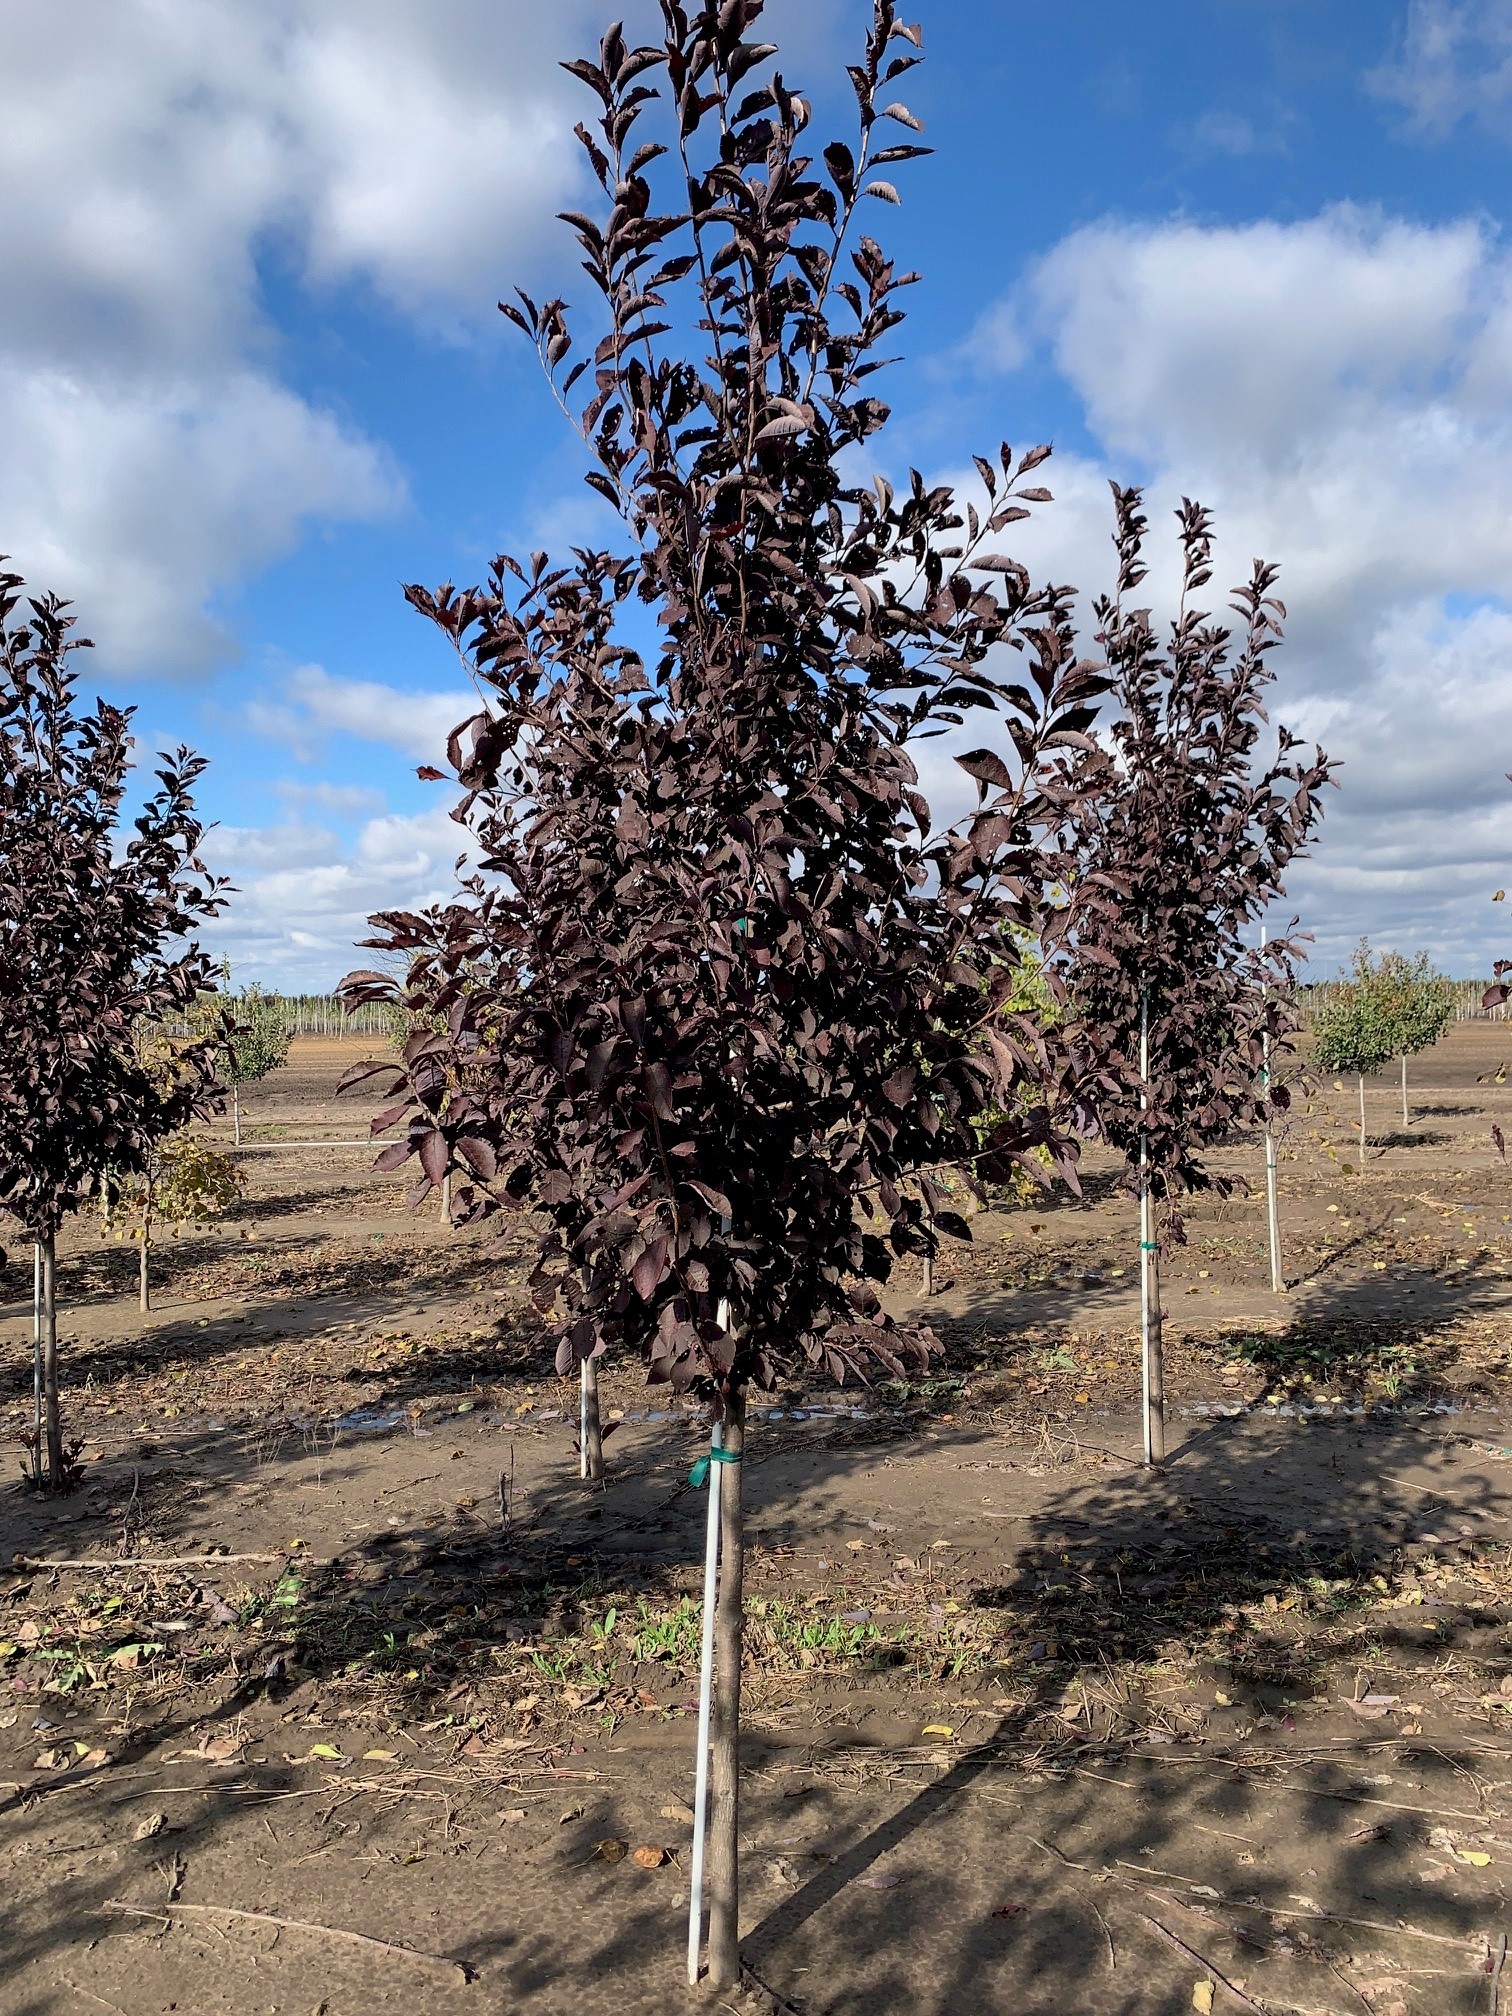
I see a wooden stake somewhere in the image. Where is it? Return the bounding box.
[579,1357,603,1482]
[1401,1052,1409,1128]
[1357,1073,1366,1167]
[139,1231,150,1315]
[705,1385,747,1990]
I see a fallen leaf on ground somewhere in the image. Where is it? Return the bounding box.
[594,1838,628,1863]
[857,1873,899,1890]
[921,1724,954,1738]
[133,1812,166,1841]
[307,1742,342,1760]
[660,1802,695,1825]
[631,1845,668,1869]
[1192,1983,1215,2014]
[362,1749,398,1762]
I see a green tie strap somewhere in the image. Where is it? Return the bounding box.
[689,1447,741,1489]
[1139,1241,1158,1252]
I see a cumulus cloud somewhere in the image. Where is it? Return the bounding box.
[961,204,1512,970]
[202,801,468,987]
[248,663,475,765]
[0,0,843,672]
[1370,0,1512,139]
[1,366,402,674]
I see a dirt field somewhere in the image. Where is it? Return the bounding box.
[3,1031,1512,2014]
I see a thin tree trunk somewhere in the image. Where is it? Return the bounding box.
[139,1228,150,1315]
[1139,985,1164,1466]
[1401,1053,1409,1128]
[32,1242,43,1487]
[233,1084,241,1148]
[705,1385,747,1990]
[1358,1074,1366,1166]
[41,1231,61,1487]
[441,1171,452,1223]
[580,1356,604,1482]
[921,1250,933,1298]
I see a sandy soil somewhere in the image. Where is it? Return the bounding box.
[2,1032,1511,2014]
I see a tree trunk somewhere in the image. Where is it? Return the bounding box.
[1138,985,1163,1465]
[233,1084,241,1149]
[1401,1053,1409,1128]
[921,1249,933,1298]
[441,1171,452,1223]
[139,1228,151,1315]
[580,1356,604,1482]
[1358,1074,1366,1166]
[705,1386,747,1991]
[41,1231,62,1487]
[31,1243,43,1487]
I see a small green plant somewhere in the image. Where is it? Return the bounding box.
[629,1598,702,1667]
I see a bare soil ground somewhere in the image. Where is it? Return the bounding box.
[3,1032,1512,2014]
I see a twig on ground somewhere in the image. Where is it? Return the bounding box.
[1491,1930,1507,2016]
[101,1901,474,1981]
[1137,1915,1263,2014]
[14,1553,284,1570]
[378,1475,441,1498]
[1091,1900,1117,1974]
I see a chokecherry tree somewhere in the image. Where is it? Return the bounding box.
[0,565,227,1486]
[1066,489,1332,1465]
[343,1,1110,1984]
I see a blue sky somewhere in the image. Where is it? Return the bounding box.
[7,0,1512,986]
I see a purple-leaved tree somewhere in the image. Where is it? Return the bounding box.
[1067,489,1332,1465]
[0,565,228,1487]
[342,2,1113,1983]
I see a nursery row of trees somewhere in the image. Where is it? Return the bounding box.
[333,1,1331,1988]
[1310,940,1457,1159]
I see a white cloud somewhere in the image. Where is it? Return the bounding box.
[0,0,846,672]
[962,205,1512,971]
[277,778,387,816]
[202,802,469,988]
[0,366,402,673]
[249,663,476,765]
[1370,0,1512,139]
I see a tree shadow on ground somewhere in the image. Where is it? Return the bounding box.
[741,1401,1510,2013]
[3,1247,1512,2009]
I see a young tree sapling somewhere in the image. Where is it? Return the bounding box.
[343,2,1109,1983]
[1068,490,1331,1464]
[0,565,228,1483]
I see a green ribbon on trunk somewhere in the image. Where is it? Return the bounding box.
[689,1447,741,1489]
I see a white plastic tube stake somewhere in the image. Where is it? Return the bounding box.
[686,1418,724,1985]
[579,1360,589,1482]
